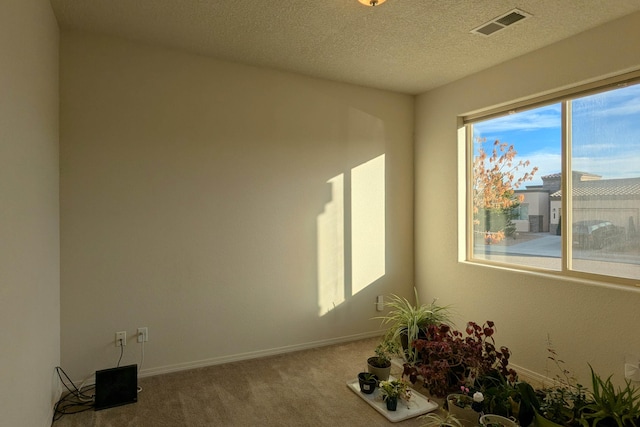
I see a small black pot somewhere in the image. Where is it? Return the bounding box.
[385,395,398,411]
[357,372,378,394]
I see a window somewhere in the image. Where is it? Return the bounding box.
[465,74,640,285]
[513,204,528,221]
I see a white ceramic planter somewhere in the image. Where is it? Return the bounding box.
[446,394,479,427]
[479,414,519,427]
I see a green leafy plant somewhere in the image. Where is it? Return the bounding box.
[539,384,591,427]
[536,339,592,427]
[368,333,401,368]
[379,378,412,402]
[478,372,536,426]
[358,372,377,382]
[447,390,477,410]
[375,287,451,363]
[579,365,640,427]
[444,372,536,426]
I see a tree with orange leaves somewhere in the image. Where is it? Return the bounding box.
[473,139,538,244]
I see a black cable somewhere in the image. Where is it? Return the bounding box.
[116,339,124,367]
[52,391,94,421]
[51,366,96,425]
[55,367,93,400]
[52,341,134,424]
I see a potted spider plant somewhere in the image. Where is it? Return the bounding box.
[375,287,451,363]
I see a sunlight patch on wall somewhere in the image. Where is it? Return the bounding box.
[317,154,386,316]
[317,174,345,316]
[351,154,386,295]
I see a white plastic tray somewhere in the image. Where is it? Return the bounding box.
[346,377,439,422]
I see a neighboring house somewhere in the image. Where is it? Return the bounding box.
[515,171,640,236]
[512,188,550,233]
[550,174,640,237]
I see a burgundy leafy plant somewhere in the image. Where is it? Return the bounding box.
[403,321,517,398]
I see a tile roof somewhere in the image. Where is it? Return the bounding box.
[542,173,561,179]
[542,171,601,180]
[550,177,640,198]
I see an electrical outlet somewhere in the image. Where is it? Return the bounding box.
[625,354,640,381]
[137,327,148,343]
[376,295,384,312]
[115,331,126,347]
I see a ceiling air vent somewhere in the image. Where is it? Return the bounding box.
[471,8,531,37]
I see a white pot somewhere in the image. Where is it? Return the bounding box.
[479,414,519,427]
[446,394,479,427]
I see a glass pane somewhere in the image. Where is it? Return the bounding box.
[471,104,562,270]
[570,84,640,280]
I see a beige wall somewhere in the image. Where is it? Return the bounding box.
[9,5,637,418]
[415,12,640,386]
[0,0,60,425]
[60,32,414,380]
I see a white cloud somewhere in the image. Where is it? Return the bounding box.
[472,83,640,184]
[574,83,640,119]
[516,152,561,186]
[474,104,561,135]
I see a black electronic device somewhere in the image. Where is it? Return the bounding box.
[94,364,138,411]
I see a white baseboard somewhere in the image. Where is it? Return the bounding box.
[137,330,382,379]
[508,363,552,389]
[55,332,383,418]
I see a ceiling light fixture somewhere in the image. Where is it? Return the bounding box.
[358,0,386,6]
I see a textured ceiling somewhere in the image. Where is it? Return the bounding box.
[50,0,640,94]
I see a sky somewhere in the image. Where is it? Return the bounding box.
[472,83,640,186]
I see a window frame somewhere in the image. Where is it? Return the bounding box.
[463,70,640,288]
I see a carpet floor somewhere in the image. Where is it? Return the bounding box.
[51,336,444,427]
